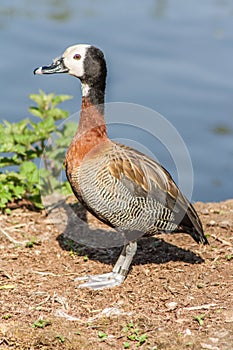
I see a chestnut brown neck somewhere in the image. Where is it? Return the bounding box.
[78,96,107,138]
[65,96,108,172]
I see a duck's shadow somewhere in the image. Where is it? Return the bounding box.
[53,201,204,266]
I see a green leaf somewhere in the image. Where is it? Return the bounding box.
[128,334,136,341]
[137,334,148,346]
[32,319,51,328]
[98,331,108,340]
[0,156,20,167]
[194,314,205,326]
[28,106,43,119]
[52,94,72,107]
[56,335,65,343]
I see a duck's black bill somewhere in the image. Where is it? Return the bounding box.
[34,58,68,75]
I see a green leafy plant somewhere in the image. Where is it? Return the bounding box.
[56,335,65,343]
[226,254,233,261]
[98,331,108,341]
[2,314,12,320]
[25,236,40,248]
[122,323,148,347]
[194,314,205,326]
[0,90,76,211]
[32,319,51,328]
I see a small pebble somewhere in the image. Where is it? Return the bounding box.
[165,301,178,310]
[219,220,231,229]
[185,328,192,336]
[208,220,216,226]
[201,209,209,215]
[200,343,219,350]
[209,338,219,344]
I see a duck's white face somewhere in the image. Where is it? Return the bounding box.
[62,44,91,77]
[34,44,107,99]
[34,44,91,78]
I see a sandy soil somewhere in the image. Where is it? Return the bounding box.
[0,198,233,349]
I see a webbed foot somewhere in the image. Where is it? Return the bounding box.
[74,272,124,290]
[74,241,137,290]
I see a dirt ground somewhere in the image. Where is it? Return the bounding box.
[0,197,233,350]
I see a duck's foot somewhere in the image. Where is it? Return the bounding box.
[74,272,124,290]
[74,241,137,290]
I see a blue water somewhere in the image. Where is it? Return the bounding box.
[1,0,233,202]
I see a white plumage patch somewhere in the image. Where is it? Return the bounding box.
[81,83,90,97]
[63,44,91,78]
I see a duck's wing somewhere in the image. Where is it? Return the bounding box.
[110,143,207,244]
[79,142,208,244]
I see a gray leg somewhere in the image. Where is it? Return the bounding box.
[75,241,137,290]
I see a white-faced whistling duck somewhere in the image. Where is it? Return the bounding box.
[34,44,208,290]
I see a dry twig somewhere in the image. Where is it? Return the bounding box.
[210,233,232,246]
[183,303,218,311]
[0,226,27,246]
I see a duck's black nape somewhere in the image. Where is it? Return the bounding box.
[81,46,107,111]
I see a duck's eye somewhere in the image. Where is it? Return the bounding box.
[73,54,81,60]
